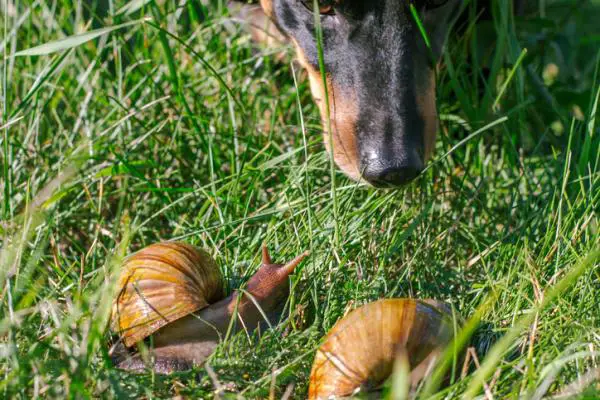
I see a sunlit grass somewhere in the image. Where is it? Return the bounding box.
[0,0,598,398]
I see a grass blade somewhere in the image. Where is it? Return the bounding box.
[12,19,150,57]
[115,0,154,16]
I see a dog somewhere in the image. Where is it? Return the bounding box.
[231,0,464,187]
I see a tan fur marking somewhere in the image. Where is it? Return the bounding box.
[260,0,274,18]
[292,40,361,180]
[236,4,286,48]
[416,70,438,162]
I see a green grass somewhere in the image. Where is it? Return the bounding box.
[1,0,599,398]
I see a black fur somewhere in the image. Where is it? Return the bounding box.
[268,0,461,186]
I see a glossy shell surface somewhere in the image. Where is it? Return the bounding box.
[111,242,224,347]
[308,298,455,399]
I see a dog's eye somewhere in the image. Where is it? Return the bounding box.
[301,0,335,15]
[416,0,449,10]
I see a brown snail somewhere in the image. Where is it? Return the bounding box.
[308,298,460,399]
[110,242,308,373]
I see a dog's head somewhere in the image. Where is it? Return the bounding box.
[260,0,460,187]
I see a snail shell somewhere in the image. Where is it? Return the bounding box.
[308,298,457,399]
[111,242,224,347]
[110,242,309,373]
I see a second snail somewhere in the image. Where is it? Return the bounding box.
[308,298,461,399]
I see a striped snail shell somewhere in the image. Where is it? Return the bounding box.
[111,242,224,347]
[109,242,308,373]
[308,298,458,399]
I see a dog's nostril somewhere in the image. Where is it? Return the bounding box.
[363,165,422,187]
[380,166,421,186]
[361,156,424,187]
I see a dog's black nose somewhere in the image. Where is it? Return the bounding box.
[361,151,424,187]
[362,164,421,187]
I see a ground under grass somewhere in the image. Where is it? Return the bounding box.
[0,0,598,398]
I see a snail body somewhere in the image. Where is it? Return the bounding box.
[110,242,307,373]
[308,299,459,399]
